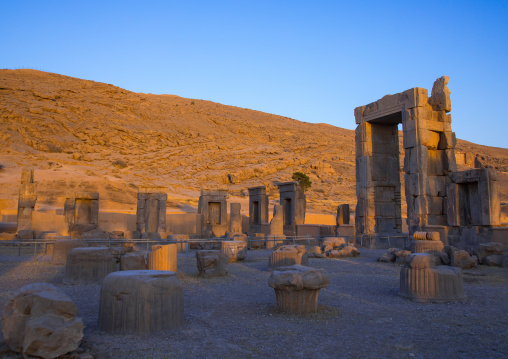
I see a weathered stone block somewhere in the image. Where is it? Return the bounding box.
[98,270,184,334]
[196,250,228,277]
[400,254,466,302]
[475,242,503,264]
[120,252,147,271]
[221,241,247,262]
[64,247,117,284]
[411,239,444,255]
[2,283,84,358]
[268,265,330,314]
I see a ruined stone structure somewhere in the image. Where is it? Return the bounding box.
[196,250,228,276]
[355,76,456,235]
[98,270,184,334]
[221,241,247,262]
[277,182,306,236]
[268,265,330,314]
[64,192,99,237]
[198,189,228,237]
[229,202,242,233]
[17,168,37,239]
[268,245,308,270]
[248,186,269,233]
[446,168,501,247]
[336,204,350,226]
[2,283,84,358]
[64,247,117,284]
[400,253,466,302]
[136,186,167,239]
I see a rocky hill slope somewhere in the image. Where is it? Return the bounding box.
[1,69,507,217]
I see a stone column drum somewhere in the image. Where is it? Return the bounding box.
[411,231,444,255]
[147,244,177,272]
[268,265,330,314]
[64,247,117,284]
[400,253,466,302]
[268,245,308,270]
[98,270,184,335]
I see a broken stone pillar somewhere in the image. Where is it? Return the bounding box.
[136,186,167,239]
[64,192,99,238]
[229,202,242,233]
[277,182,306,236]
[147,244,177,272]
[196,250,228,276]
[64,247,117,284]
[52,239,87,265]
[17,168,37,239]
[98,270,184,335]
[221,241,247,262]
[197,189,228,237]
[248,186,269,233]
[354,77,456,236]
[266,204,285,249]
[268,265,330,314]
[268,245,308,270]
[2,283,84,358]
[400,253,466,302]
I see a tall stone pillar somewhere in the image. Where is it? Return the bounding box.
[136,187,167,239]
[229,203,242,233]
[17,168,37,239]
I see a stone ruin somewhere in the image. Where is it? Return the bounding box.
[136,186,167,239]
[248,186,269,233]
[229,202,242,234]
[64,192,99,238]
[447,168,501,247]
[17,168,37,239]
[198,189,228,237]
[354,76,504,250]
[277,181,306,236]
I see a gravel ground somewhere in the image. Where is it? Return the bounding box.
[0,247,507,359]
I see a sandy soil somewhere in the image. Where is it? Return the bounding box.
[0,247,506,359]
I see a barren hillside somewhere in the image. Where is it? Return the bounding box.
[0,69,507,217]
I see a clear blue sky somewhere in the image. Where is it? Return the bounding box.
[1,0,507,148]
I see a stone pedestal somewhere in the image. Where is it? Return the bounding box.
[52,239,87,265]
[221,241,247,262]
[196,250,228,276]
[268,245,308,270]
[400,253,466,302]
[64,247,117,284]
[98,270,184,335]
[268,265,329,314]
[147,244,177,272]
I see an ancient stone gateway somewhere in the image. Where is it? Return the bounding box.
[17,168,37,239]
[277,181,306,236]
[64,192,99,237]
[136,186,167,238]
[354,76,456,235]
[248,186,269,233]
[198,189,228,237]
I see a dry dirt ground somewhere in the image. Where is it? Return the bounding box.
[0,247,506,359]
